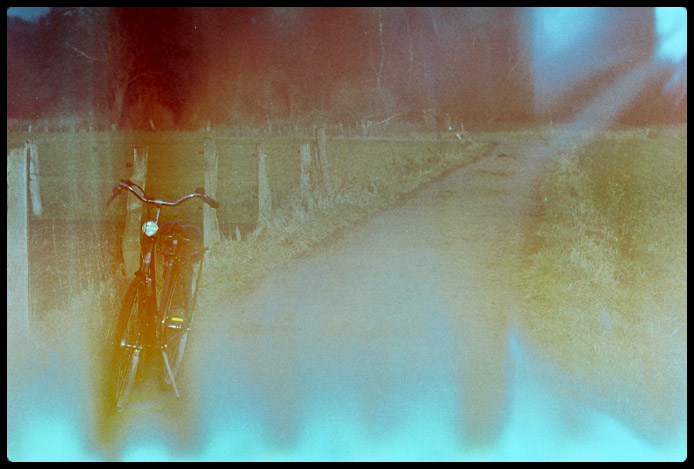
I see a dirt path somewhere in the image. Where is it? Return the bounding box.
[181,136,686,460]
[174,137,683,460]
[183,137,622,457]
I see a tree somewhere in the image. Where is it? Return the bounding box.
[52,8,158,129]
[7,16,43,121]
[102,9,155,129]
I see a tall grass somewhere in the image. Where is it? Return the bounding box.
[522,130,687,433]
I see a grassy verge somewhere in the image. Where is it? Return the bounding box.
[521,128,687,433]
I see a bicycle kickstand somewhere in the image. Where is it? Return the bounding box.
[161,349,181,398]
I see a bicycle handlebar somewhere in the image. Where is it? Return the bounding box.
[108,179,220,209]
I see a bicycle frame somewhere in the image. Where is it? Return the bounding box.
[136,204,199,397]
[134,212,162,349]
[108,179,218,401]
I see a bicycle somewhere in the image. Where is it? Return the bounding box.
[104,179,220,411]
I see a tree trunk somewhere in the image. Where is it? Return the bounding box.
[112,85,126,130]
[376,10,385,99]
[406,12,414,90]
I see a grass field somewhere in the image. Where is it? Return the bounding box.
[520,126,687,434]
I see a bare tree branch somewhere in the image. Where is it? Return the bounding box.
[65,41,99,62]
[373,111,405,126]
[126,72,151,87]
[377,9,385,95]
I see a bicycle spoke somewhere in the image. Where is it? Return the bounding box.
[116,348,140,410]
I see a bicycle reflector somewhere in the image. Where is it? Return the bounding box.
[142,221,159,237]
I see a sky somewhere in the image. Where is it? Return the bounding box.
[7,7,51,21]
[654,7,687,63]
[530,7,686,118]
[9,7,685,63]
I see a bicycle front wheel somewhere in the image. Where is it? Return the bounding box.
[110,278,146,411]
[159,266,191,386]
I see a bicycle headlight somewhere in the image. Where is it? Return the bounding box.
[142,221,159,237]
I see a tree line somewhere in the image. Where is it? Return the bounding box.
[7,7,683,131]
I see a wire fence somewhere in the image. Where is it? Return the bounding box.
[9,126,470,324]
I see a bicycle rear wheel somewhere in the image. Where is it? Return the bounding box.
[110,278,146,411]
[159,265,192,387]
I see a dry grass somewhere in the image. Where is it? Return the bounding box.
[521,128,687,436]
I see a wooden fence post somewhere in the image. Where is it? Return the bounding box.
[122,147,148,276]
[25,141,42,216]
[203,138,221,245]
[7,147,30,337]
[315,125,331,191]
[256,142,272,225]
[300,143,312,195]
